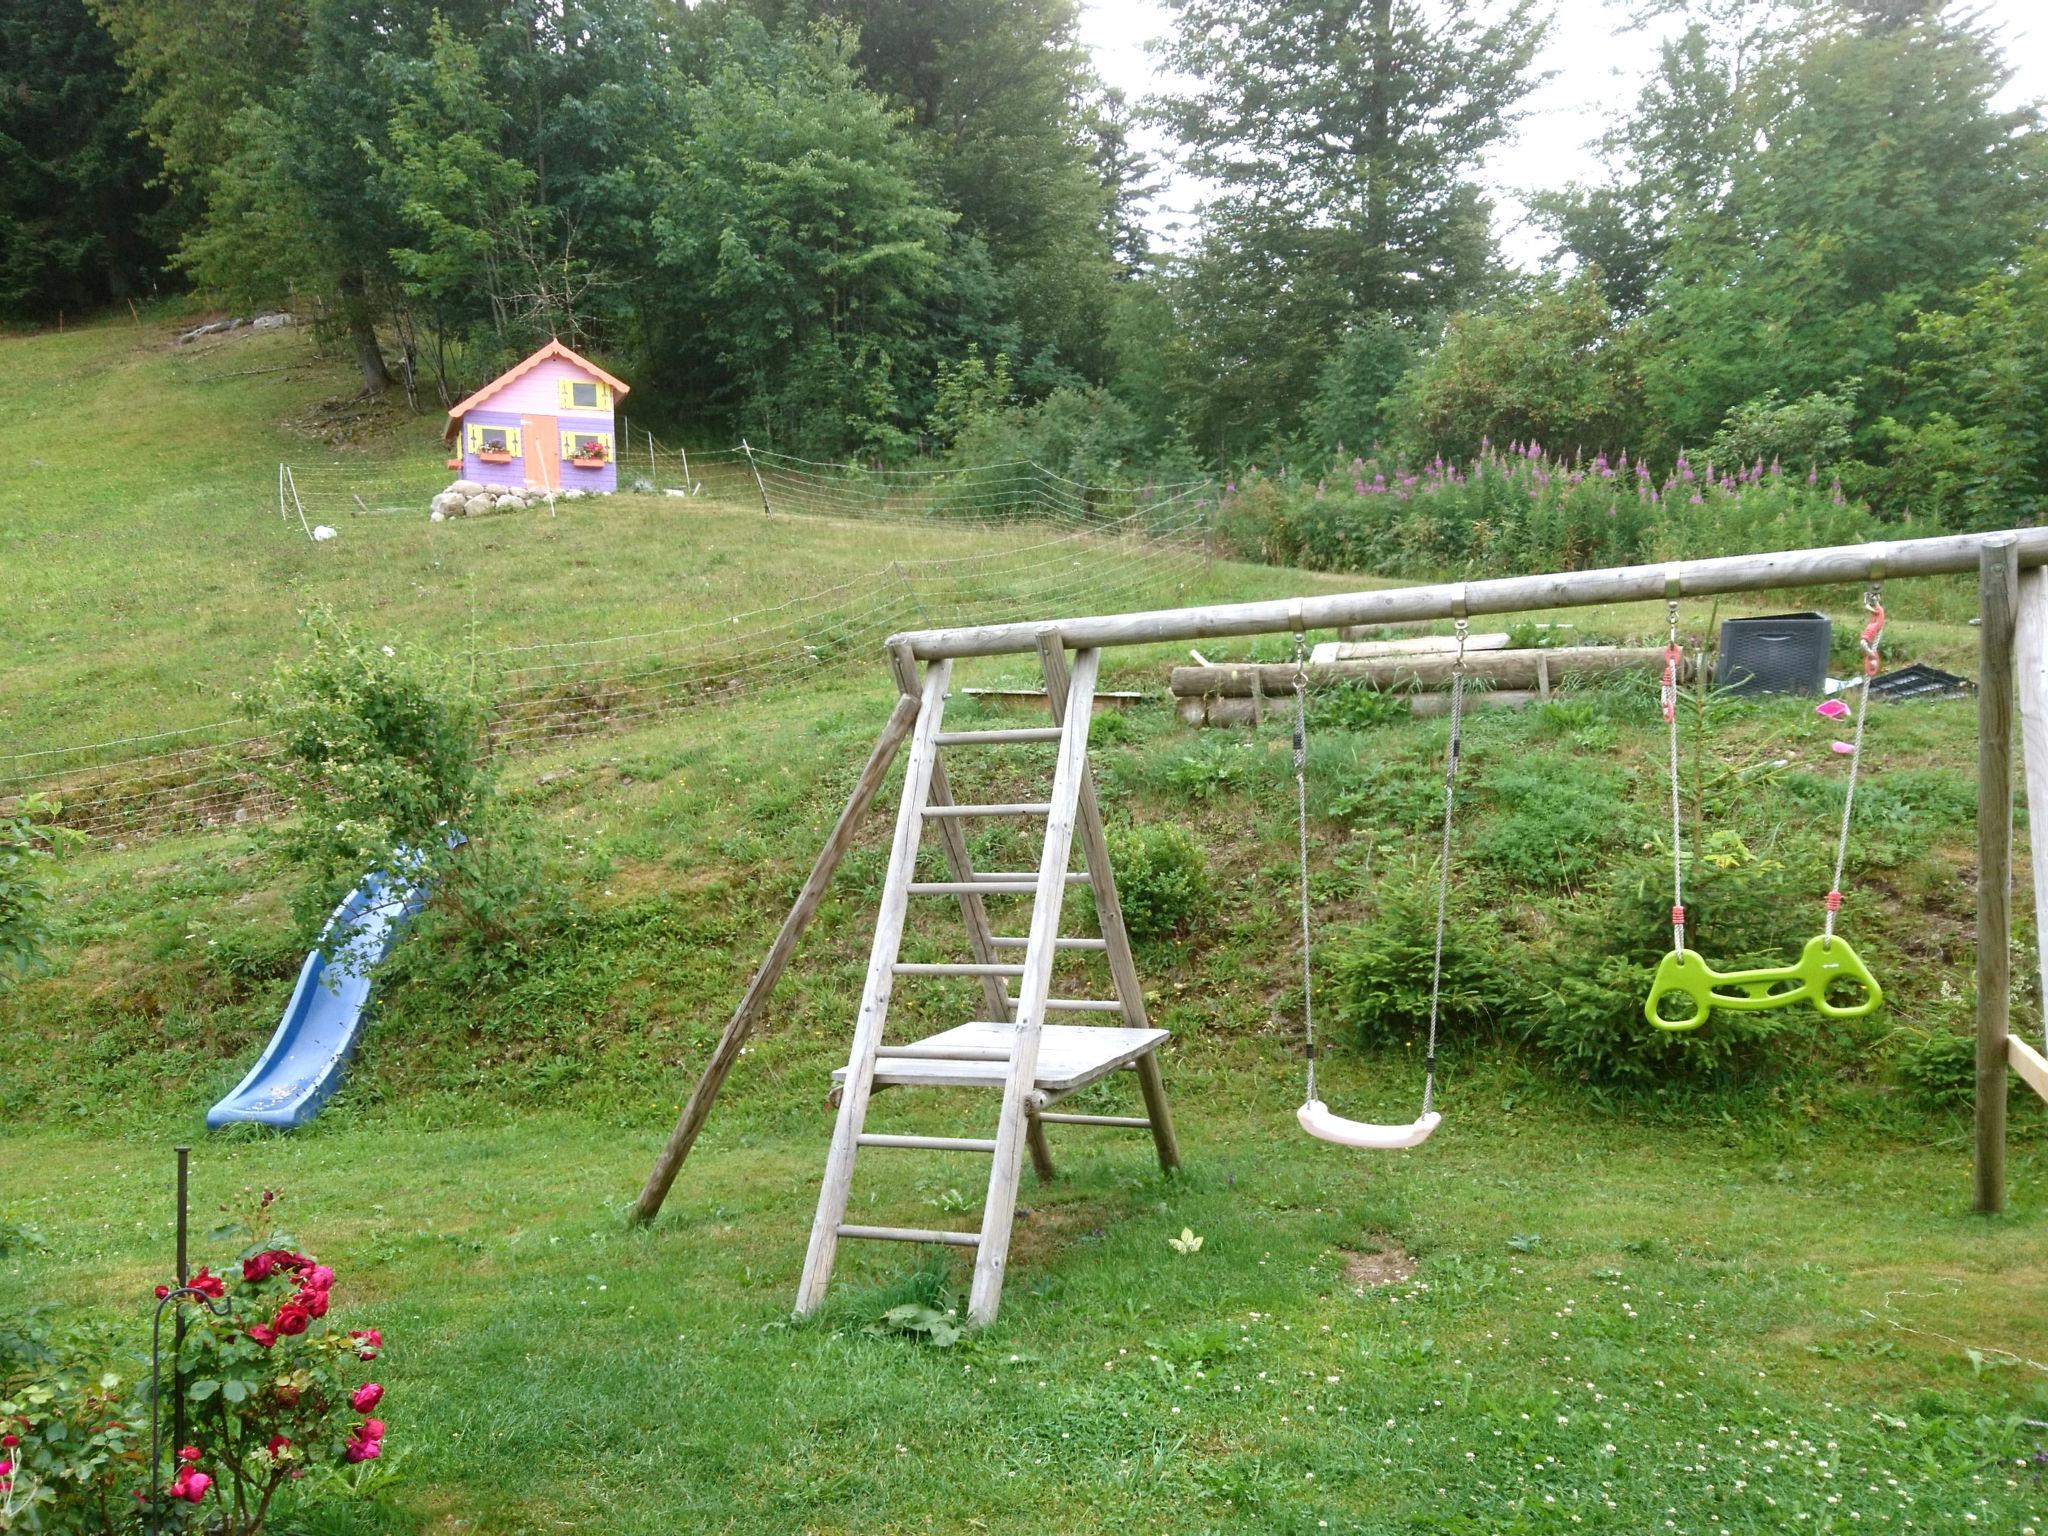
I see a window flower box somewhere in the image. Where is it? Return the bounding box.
[476,450,515,465]
[567,454,609,470]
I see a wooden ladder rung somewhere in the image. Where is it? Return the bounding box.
[892,962,1026,977]
[876,1044,1013,1061]
[920,803,1052,818]
[1002,996,1125,1013]
[838,1223,979,1247]
[974,872,1088,885]
[990,936,1108,951]
[911,881,1034,894]
[1037,1113,1151,1128]
[934,728,1063,745]
[858,1133,1000,1152]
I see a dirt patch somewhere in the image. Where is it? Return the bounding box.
[1343,1241,1417,1289]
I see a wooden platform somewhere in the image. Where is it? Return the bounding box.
[835,1022,1169,1092]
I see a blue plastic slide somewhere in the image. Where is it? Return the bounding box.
[205,862,431,1129]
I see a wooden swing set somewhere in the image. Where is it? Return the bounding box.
[630,528,2048,1328]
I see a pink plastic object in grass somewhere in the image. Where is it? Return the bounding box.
[1815,698,1849,719]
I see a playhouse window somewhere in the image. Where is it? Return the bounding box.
[563,430,614,460]
[570,381,599,408]
[467,424,521,456]
[558,378,612,410]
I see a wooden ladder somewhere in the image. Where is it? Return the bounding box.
[794,635,1177,1328]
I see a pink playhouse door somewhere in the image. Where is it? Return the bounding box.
[523,414,561,492]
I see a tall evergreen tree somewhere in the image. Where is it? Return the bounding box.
[1151,0,1548,455]
[0,0,173,318]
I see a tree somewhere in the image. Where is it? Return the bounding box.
[1153,0,1548,450]
[0,0,173,319]
[1389,277,1644,459]
[1088,87,1159,279]
[651,23,957,454]
[1637,4,2043,454]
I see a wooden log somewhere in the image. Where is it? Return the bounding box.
[1976,536,2018,1216]
[1310,632,1511,663]
[630,691,920,1224]
[896,530,2048,659]
[1180,689,1541,728]
[1169,646,1675,697]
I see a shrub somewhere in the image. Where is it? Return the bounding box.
[248,607,494,941]
[0,793,79,987]
[1312,683,1408,732]
[1326,863,1517,1047]
[0,1192,390,1534]
[1469,764,1640,892]
[1895,1027,1975,1109]
[1095,823,1213,943]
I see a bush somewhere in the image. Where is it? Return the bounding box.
[1206,442,1882,584]
[1469,764,1640,892]
[1094,823,1213,943]
[1326,863,1518,1047]
[249,608,494,941]
[0,1191,391,1534]
[0,793,79,987]
[1895,1027,1975,1109]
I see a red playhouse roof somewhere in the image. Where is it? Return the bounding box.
[443,339,631,441]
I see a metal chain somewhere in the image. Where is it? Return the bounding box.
[1663,599,1687,959]
[1292,632,1318,1104]
[1420,619,1469,1117]
[1824,585,1885,947]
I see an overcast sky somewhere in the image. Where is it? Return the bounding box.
[1079,0,2048,267]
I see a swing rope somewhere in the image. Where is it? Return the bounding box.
[1662,587,1687,961]
[1824,584,1886,946]
[1293,619,1468,1122]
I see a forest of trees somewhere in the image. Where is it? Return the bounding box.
[2,0,2043,527]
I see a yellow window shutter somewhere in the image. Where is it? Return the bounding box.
[560,430,575,459]
[594,382,612,409]
[466,424,480,452]
[506,427,522,456]
[558,379,574,409]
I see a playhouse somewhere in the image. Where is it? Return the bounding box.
[443,339,629,494]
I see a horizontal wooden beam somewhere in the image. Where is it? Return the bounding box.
[2009,1034,2048,1105]
[892,528,2048,659]
[1170,646,1674,698]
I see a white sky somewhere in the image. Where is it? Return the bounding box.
[1080,0,2048,268]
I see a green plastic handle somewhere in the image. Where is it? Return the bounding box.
[1645,935,1883,1031]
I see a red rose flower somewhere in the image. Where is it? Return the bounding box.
[248,1324,278,1348]
[189,1267,225,1299]
[349,1327,382,1360]
[267,1434,292,1457]
[178,1446,201,1464]
[361,1419,386,1441]
[273,1303,311,1336]
[351,1382,384,1412]
[242,1253,276,1283]
[303,1288,330,1319]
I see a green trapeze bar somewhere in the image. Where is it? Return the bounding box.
[1645,935,1883,1031]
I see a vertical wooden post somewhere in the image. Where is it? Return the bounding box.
[1975,536,2018,1215]
[630,693,921,1224]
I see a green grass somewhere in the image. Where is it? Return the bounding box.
[7,308,2048,1535]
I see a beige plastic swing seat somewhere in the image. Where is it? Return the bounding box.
[1297,1100,1442,1150]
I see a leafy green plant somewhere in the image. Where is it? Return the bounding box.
[1327,862,1517,1046]
[1894,1027,1975,1109]
[0,794,81,987]
[1469,764,1641,892]
[1312,683,1407,731]
[1091,823,1214,943]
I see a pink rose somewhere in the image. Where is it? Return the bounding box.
[175,1470,213,1503]
[304,1288,330,1319]
[361,1419,386,1440]
[344,1438,381,1464]
[351,1382,384,1412]
[178,1446,201,1464]
[349,1328,382,1360]
[248,1324,277,1348]
[306,1265,335,1291]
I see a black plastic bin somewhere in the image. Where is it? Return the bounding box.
[1714,612,1832,697]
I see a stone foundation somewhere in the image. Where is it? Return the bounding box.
[428,479,603,520]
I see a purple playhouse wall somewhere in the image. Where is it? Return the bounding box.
[458,407,619,493]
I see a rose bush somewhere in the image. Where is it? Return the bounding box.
[0,1193,391,1534]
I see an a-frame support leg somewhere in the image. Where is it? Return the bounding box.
[1040,637,1181,1174]
[968,642,1102,1328]
[795,660,953,1314]
[631,691,922,1223]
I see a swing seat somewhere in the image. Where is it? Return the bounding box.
[1297,1100,1442,1151]
[1645,935,1883,1031]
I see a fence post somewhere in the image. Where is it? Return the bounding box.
[647,428,656,482]
[1975,534,2018,1214]
[679,443,693,495]
[742,439,772,517]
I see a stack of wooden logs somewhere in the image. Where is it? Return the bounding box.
[1171,630,1690,727]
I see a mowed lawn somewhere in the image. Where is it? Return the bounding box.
[3,1085,2047,1534]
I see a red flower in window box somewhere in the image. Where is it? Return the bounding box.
[567,437,609,469]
